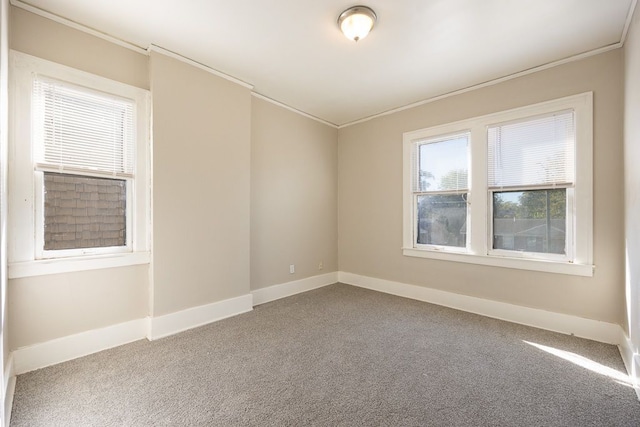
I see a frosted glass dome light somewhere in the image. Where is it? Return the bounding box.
[338,6,377,42]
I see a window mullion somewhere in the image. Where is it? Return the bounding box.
[468,126,487,256]
[573,95,593,265]
[566,188,575,261]
[33,171,45,259]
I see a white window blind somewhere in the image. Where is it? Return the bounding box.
[32,76,135,178]
[414,133,469,193]
[488,111,575,189]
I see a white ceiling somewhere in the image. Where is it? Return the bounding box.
[15,0,636,126]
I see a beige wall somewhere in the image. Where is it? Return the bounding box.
[9,266,148,349]
[150,52,251,315]
[624,7,640,363]
[338,49,625,325]
[10,6,148,90]
[251,98,338,290]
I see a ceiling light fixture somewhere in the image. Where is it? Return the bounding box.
[338,6,377,42]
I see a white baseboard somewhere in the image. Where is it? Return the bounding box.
[338,272,621,345]
[619,331,635,379]
[148,294,253,341]
[6,271,636,405]
[9,294,254,376]
[617,331,640,400]
[251,272,339,306]
[4,355,14,427]
[12,318,148,376]
[9,293,254,379]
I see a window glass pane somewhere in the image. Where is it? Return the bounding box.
[493,189,566,254]
[44,172,126,250]
[417,134,468,192]
[417,194,467,247]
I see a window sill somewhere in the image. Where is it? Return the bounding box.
[8,251,151,279]
[402,248,593,277]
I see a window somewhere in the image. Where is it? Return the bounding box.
[33,77,135,257]
[488,111,575,261]
[9,51,150,277]
[413,133,469,249]
[403,93,593,276]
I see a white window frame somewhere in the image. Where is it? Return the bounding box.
[402,93,593,277]
[412,131,470,253]
[8,51,151,278]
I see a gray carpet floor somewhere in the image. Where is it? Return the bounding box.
[10,283,640,426]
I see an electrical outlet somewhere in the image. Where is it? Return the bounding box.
[318,261,323,270]
[289,264,295,274]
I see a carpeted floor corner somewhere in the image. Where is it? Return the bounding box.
[10,283,640,426]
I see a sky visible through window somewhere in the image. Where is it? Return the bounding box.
[500,191,520,203]
[419,135,468,192]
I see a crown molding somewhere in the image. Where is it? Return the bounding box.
[251,92,338,128]
[338,43,621,129]
[10,0,147,54]
[147,45,253,90]
[12,0,635,130]
[621,0,638,45]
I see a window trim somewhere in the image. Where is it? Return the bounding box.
[412,131,470,251]
[8,50,151,277]
[402,93,593,277]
